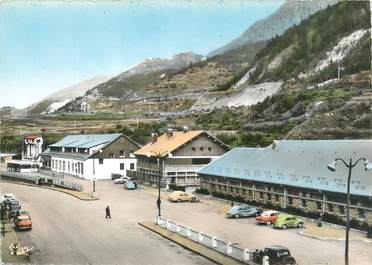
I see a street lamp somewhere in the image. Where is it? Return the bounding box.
[327,158,372,265]
[146,150,172,221]
[92,149,102,197]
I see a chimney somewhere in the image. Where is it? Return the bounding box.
[182,126,188,133]
[151,133,158,144]
[272,140,278,149]
[166,128,174,138]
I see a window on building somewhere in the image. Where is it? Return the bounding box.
[59,160,61,170]
[120,163,125,170]
[192,147,196,151]
[358,209,366,219]
[120,150,124,157]
[72,163,74,172]
[63,161,66,171]
[301,199,307,208]
[192,158,211,165]
[109,153,114,158]
[51,160,54,169]
[259,192,264,199]
[316,201,322,210]
[208,147,212,151]
[338,205,345,214]
[130,163,135,170]
[275,194,280,202]
[267,194,272,201]
[81,163,84,174]
[200,147,204,151]
[288,197,293,205]
[328,204,334,212]
[77,163,80,174]
[67,162,70,172]
[99,158,104,164]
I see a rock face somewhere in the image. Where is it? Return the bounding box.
[29,75,112,115]
[116,51,203,81]
[209,0,339,57]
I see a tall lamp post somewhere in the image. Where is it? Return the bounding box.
[327,158,372,265]
[147,150,172,222]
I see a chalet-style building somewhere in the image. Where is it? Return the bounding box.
[41,134,141,179]
[197,140,372,225]
[129,129,229,192]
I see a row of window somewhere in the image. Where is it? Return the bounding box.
[191,147,212,152]
[119,163,135,170]
[51,159,83,175]
[210,184,368,219]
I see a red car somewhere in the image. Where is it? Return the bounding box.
[256,210,279,225]
[15,214,32,230]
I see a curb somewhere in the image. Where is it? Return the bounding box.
[0,179,98,201]
[138,221,247,265]
[297,230,372,243]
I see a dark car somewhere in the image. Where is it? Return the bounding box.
[253,245,297,265]
[226,205,262,218]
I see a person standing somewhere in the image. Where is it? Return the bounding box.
[105,206,111,219]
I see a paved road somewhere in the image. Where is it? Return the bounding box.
[0,182,213,265]
[2,180,372,265]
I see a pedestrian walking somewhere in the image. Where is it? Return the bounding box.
[105,206,111,219]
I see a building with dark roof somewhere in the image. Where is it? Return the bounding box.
[41,134,141,179]
[197,140,372,225]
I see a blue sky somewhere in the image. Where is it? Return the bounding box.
[0,1,282,108]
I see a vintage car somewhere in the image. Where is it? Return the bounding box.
[256,210,279,225]
[274,214,304,229]
[114,176,131,184]
[124,180,137,190]
[15,214,32,230]
[168,191,199,202]
[226,205,262,218]
[252,245,297,265]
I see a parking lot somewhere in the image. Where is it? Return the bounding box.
[1,179,372,265]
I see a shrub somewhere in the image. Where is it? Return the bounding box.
[168,184,185,192]
[195,188,210,195]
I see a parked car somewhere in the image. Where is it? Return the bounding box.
[274,214,304,229]
[124,180,137,190]
[256,210,279,225]
[15,213,32,230]
[4,198,21,210]
[2,193,16,202]
[252,245,297,265]
[226,205,262,218]
[114,176,130,184]
[168,191,199,202]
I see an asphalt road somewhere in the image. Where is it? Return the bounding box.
[1,180,372,265]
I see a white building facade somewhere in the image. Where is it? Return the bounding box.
[42,134,140,180]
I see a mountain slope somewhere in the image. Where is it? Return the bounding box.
[29,75,111,115]
[209,0,339,57]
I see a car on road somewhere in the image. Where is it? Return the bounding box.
[252,245,297,265]
[114,176,131,184]
[274,214,304,229]
[3,198,21,210]
[2,193,16,202]
[168,191,199,202]
[226,205,262,218]
[15,213,32,230]
[256,210,279,225]
[124,180,137,190]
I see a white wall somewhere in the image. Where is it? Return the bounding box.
[51,157,137,180]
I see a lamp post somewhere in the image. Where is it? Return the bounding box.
[147,151,172,221]
[327,158,372,265]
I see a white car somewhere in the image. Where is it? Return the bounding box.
[114,177,130,184]
[1,193,16,202]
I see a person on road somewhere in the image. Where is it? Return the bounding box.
[105,206,111,219]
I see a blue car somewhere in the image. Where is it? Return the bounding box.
[226,205,262,219]
[124,180,137,190]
